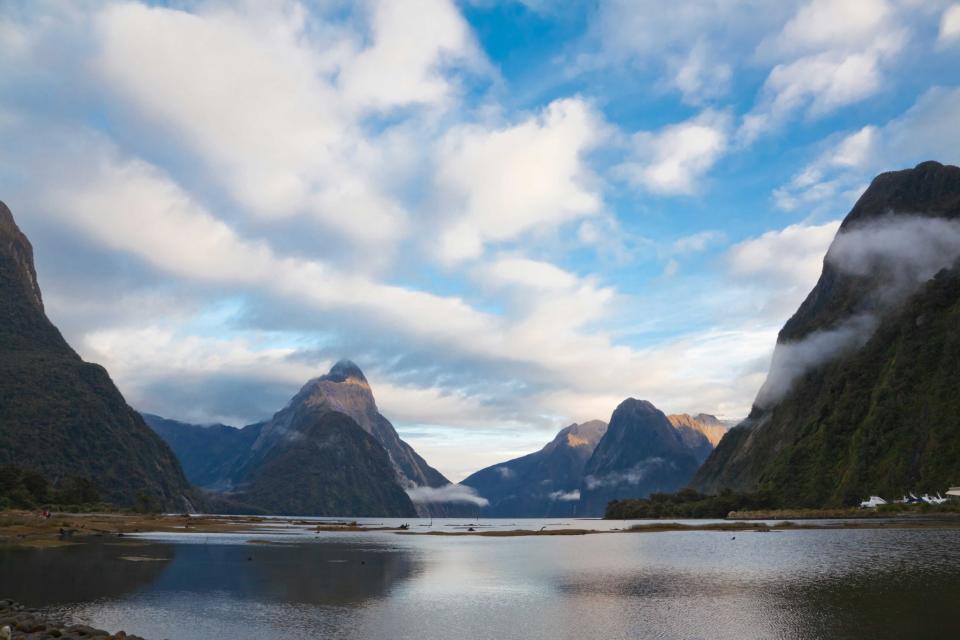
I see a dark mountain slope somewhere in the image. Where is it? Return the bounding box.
[693,162,960,505]
[0,201,194,510]
[237,411,417,517]
[462,420,607,517]
[578,399,701,516]
[141,414,261,491]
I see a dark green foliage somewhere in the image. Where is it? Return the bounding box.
[0,201,195,511]
[605,488,775,519]
[694,162,960,506]
[0,464,105,509]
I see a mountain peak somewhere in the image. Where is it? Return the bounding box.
[320,359,368,384]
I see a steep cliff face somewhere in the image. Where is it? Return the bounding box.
[248,362,448,491]
[462,420,607,517]
[147,361,482,516]
[693,162,960,505]
[667,414,728,462]
[0,201,194,510]
[578,399,701,516]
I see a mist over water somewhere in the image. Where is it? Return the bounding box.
[4,524,960,640]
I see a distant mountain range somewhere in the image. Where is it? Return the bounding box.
[462,420,607,517]
[693,161,960,506]
[0,201,194,511]
[462,408,729,517]
[145,361,478,517]
[576,400,705,516]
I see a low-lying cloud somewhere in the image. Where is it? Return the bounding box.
[826,215,960,303]
[406,483,489,507]
[758,214,960,408]
[756,314,877,408]
[584,457,669,490]
[548,490,580,502]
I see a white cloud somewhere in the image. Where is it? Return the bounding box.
[740,0,907,142]
[774,87,960,212]
[339,0,486,110]
[619,110,731,195]
[92,0,485,252]
[938,4,960,44]
[581,1,794,104]
[727,221,841,318]
[668,42,733,105]
[434,98,605,263]
[549,489,579,501]
[673,231,724,254]
[406,483,489,506]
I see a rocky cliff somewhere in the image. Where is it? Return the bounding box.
[0,201,195,510]
[692,162,960,505]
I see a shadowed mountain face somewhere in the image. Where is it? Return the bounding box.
[0,201,194,510]
[693,162,960,506]
[141,415,262,492]
[577,399,702,516]
[147,361,478,517]
[462,420,607,517]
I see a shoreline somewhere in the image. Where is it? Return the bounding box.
[0,599,143,640]
[6,510,960,546]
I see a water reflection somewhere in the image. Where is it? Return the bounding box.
[2,526,960,639]
[0,541,173,607]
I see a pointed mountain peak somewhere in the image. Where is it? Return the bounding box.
[320,359,368,385]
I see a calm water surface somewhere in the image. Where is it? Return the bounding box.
[3,518,959,639]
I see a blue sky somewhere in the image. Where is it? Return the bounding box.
[1,0,959,480]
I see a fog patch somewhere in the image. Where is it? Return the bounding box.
[406,483,489,507]
[756,314,877,408]
[495,466,515,479]
[548,490,580,502]
[759,215,960,408]
[827,215,960,303]
[584,457,669,490]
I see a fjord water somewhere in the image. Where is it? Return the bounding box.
[4,521,960,639]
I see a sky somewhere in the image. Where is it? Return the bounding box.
[1,0,959,482]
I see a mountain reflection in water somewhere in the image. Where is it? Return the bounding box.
[1,525,959,639]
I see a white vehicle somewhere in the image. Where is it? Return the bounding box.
[859,496,887,508]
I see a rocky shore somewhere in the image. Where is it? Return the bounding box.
[0,600,143,639]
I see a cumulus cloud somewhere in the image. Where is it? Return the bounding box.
[92,0,486,254]
[740,0,907,143]
[548,489,580,502]
[727,221,841,319]
[434,98,605,263]
[619,110,731,195]
[774,88,960,212]
[406,483,489,506]
[939,4,960,44]
[580,1,793,104]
